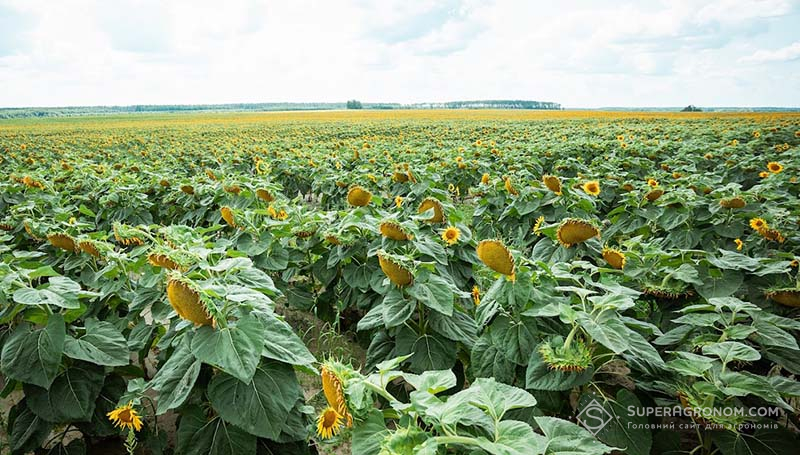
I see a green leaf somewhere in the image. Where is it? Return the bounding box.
[666,352,715,377]
[1,314,65,388]
[467,377,537,419]
[150,337,202,414]
[403,370,456,395]
[493,316,538,365]
[78,374,126,438]
[578,390,652,455]
[257,314,316,367]
[176,405,256,455]
[695,269,743,299]
[382,289,415,328]
[702,341,760,363]
[408,274,454,316]
[351,409,389,455]
[576,312,629,354]
[8,400,52,455]
[526,350,594,391]
[25,362,105,423]
[470,334,516,384]
[207,361,301,439]
[534,416,619,455]
[64,318,129,366]
[477,420,545,455]
[428,310,477,346]
[191,314,263,383]
[713,428,797,455]
[12,276,82,309]
[395,329,456,374]
[44,439,87,455]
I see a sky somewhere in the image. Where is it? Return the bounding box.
[0,0,799,108]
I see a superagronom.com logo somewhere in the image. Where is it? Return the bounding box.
[576,399,613,435]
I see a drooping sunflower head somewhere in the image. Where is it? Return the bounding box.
[766,288,800,307]
[542,174,562,195]
[180,184,195,195]
[556,219,600,248]
[166,276,213,326]
[220,206,236,228]
[533,216,545,236]
[759,227,785,243]
[582,180,600,196]
[113,223,146,246]
[417,197,445,223]
[107,401,143,432]
[476,239,515,277]
[642,282,694,300]
[47,233,78,253]
[719,197,746,209]
[377,250,414,287]
[538,338,593,373]
[320,361,354,427]
[392,172,409,183]
[256,188,274,202]
[645,188,664,202]
[441,226,461,246]
[148,252,184,271]
[601,247,626,269]
[749,217,768,232]
[767,161,783,173]
[347,186,372,207]
[78,239,102,259]
[379,221,412,241]
[316,407,344,440]
[504,177,518,195]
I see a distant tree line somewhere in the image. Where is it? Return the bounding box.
[0,99,563,119]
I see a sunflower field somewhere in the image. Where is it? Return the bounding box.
[1,110,800,455]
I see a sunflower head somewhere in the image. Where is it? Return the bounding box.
[476,239,515,277]
[47,233,78,253]
[542,174,562,195]
[417,197,445,223]
[377,251,414,287]
[316,407,344,440]
[582,180,600,196]
[347,186,372,207]
[441,226,461,246]
[148,252,184,271]
[113,223,146,246]
[256,188,275,202]
[78,240,102,258]
[180,185,195,195]
[321,361,354,427]
[379,221,412,241]
[220,206,236,228]
[767,161,783,173]
[107,401,143,432]
[471,285,481,305]
[734,238,743,251]
[647,178,659,187]
[759,227,785,243]
[556,219,600,248]
[392,172,409,183]
[538,338,593,372]
[166,277,213,326]
[601,247,626,269]
[504,177,518,195]
[719,197,746,209]
[645,188,664,202]
[766,289,800,307]
[749,217,768,232]
[480,173,490,185]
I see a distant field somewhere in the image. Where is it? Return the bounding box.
[2,109,800,454]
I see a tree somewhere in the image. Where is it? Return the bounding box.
[681,105,702,112]
[346,100,363,109]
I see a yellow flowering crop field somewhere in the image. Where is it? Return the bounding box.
[1,110,800,454]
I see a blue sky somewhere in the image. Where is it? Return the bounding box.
[0,0,798,108]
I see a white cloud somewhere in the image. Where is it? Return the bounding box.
[0,0,798,107]
[739,41,800,63]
